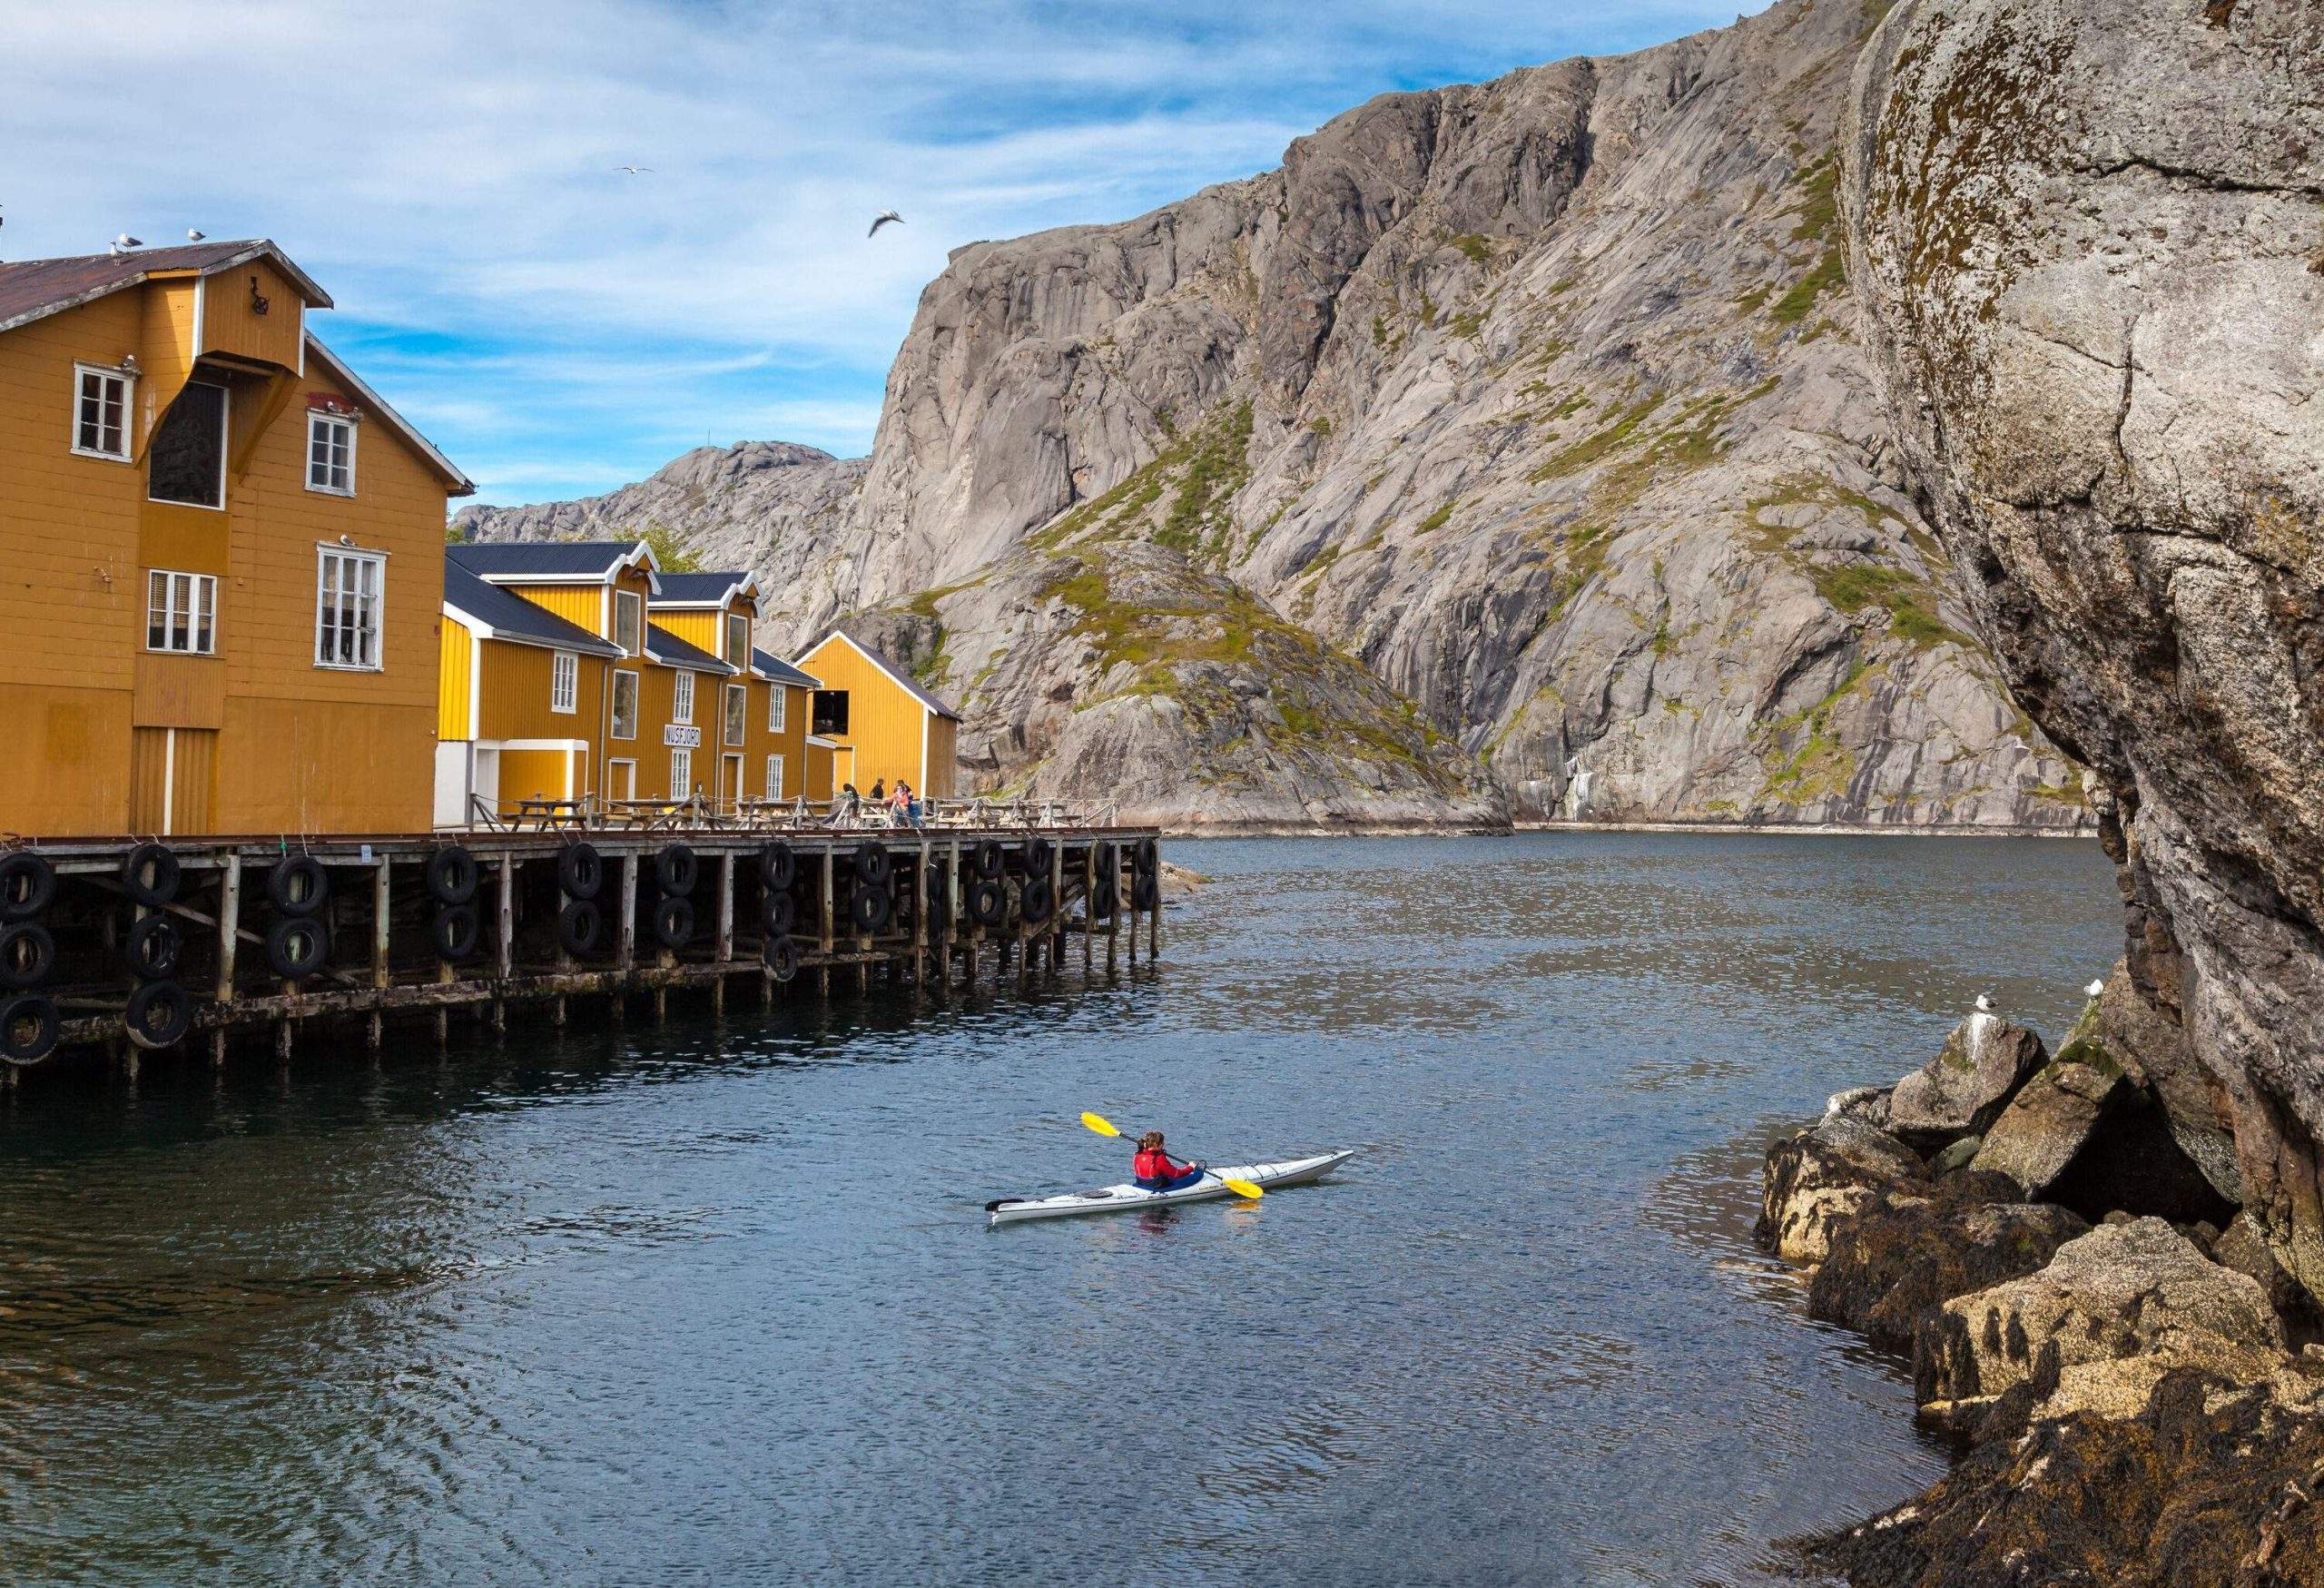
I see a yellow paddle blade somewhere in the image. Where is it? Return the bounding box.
[1080,1111,1123,1138]
[1221,1177,1265,1199]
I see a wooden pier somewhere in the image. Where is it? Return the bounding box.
[0,824,1166,1079]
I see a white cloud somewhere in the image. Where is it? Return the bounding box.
[0,0,1758,503]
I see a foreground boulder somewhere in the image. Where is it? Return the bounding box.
[1916,1218,2286,1422]
[1810,1185,2087,1352]
[1968,1052,2124,1198]
[1756,1116,1927,1264]
[1885,1015,2046,1149]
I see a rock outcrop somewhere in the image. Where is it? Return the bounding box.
[1885,1013,2046,1149]
[1845,0,2324,1300]
[460,0,2094,833]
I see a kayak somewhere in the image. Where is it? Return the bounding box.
[985,1149,1355,1225]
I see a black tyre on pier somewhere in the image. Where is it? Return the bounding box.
[557,899,604,956]
[1132,872,1159,911]
[848,880,891,934]
[1020,877,1055,927]
[428,845,480,906]
[853,843,891,886]
[760,841,796,891]
[966,880,1005,928]
[972,840,1005,879]
[1133,837,1159,877]
[264,916,330,981]
[763,891,796,938]
[0,852,57,922]
[269,855,330,916]
[0,994,60,1066]
[124,981,192,1050]
[432,904,482,962]
[0,922,55,991]
[765,936,799,982]
[123,914,181,981]
[652,895,695,951]
[1023,836,1055,877]
[557,842,605,901]
[121,843,182,907]
[655,844,698,897]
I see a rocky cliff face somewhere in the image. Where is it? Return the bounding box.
[461,0,2092,832]
[1844,0,2324,1298]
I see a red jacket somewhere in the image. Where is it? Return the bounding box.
[1133,1149,1184,1182]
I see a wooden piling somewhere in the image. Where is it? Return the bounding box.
[818,849,834,999]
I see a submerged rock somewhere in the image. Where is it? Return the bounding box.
[1885,1017,2046,1150]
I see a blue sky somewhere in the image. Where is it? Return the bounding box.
[1,0,1752,507]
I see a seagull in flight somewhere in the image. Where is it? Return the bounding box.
[615,164,654,175]
[869,211,903,237]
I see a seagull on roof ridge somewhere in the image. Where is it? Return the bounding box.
[109,232,142,255]
[869,211,903,237]
[187,228,205,242]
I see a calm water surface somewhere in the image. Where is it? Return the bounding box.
[0,833,2122,1586]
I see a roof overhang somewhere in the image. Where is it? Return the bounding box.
[0,239,334,339]
[306,334,473,498]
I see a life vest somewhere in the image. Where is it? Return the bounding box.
[1133,1149,1177,1182]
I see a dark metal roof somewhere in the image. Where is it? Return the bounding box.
[645,623,734,675]
[448,541,646,580]
[0,240,331,336]
[810,630,963,722]
[443,562,622,657]
[653,572,753,605]
[751,648,821,689]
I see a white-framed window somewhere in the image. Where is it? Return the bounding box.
[670,747,693,798]
[610,669,639,740]
[73,364,133,459]
[149,381,228,509]
[673,670,695,724]
[550,650,578,714]
[764,754,783,799]
[146,570,217,655]
[724,682,747,746]
[314,547,384,670]
[306,412,356,496]
[768,685,786,733]
[725,613,750,667]
[614,590,643,656]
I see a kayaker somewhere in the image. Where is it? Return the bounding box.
[1132,1130,1204,1192]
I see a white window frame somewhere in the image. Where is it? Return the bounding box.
[610,669,639,741]
[72,363,133,460]
[767,685,786,733]
[305,412,357,497]
[313,547,385,671]
[673,670,695,725]
[765,753,783,800]
[725,613,750,667]
[146,380,230,511]
[724,682,747,746]
[550,650,578,715]
[145,569,218,656]
[614,590,644,656]
[670,747,693,799]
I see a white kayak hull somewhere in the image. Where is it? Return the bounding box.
[986,1149,1355,1225]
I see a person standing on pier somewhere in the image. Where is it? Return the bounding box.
[1132,1132,1204,1192]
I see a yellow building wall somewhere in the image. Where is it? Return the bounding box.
[513,582,610,637]
[439,616,474,740]
[926,715,959,799]
[472,637,606,745]
[803,740,835,803]
[0,281,457,837]
[199,259,305,370]
[797,636,949,795]
[498,747,580,806]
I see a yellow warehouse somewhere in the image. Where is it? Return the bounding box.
[795,631,961,800]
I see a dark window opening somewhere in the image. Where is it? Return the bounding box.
[149,382,227,508]
[812,690,849,735]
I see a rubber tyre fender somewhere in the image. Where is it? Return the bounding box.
[1131,872,1159,911]
[123,914,182,981]
[652,895,695,951]
[1133,837,1160,877]
[848,880,891,934]
[1022,836,1055,877]
[269,855,330,916]
[432,904,481,962]
[1088,880,1116,922]
[1019,877,1054,927]
[853,843,891,886]
[556,843,605,901]
[264,916,330,981]
[556,898,603,956]
[655,843,698,897]
[966,879,1005,928]
[0,994,61,1066]
[764,936,799,983]
[759,841,796,891]
[124,981,192,1050]
[972,840,1005,879]
[121,842,182,907]
[0,852,57,922]
[427,845,480,906]
[761,891,796,939]
[0,922,56,991]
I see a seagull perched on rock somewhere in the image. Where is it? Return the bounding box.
[868,210,903,237]
[1974,992,1997,1014]
[2084,978,2105,1000]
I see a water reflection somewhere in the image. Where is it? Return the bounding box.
[0,833,2119,1585]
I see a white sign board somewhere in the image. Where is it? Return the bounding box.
[664,724,703,748]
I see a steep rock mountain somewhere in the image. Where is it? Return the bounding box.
[1845,0,2324,1304]
[461,0,2091,832]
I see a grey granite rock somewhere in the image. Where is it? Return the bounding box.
[1886,1016,2047,1150]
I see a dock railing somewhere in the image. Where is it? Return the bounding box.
[458,792,1118,834]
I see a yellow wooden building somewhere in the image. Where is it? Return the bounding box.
[439,544,820,819]
[0,239,473,836]
[795,631,961,799]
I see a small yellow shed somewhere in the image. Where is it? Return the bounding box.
[794,631,961,799]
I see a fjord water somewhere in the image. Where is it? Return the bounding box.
[0,833,2121,1586]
